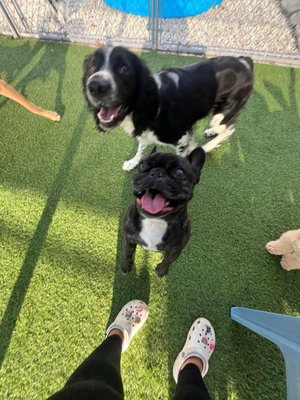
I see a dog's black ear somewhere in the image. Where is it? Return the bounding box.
[82,53,92,85]
[132,58,159,135]
[187,147,206,184]
[82,53,94,106]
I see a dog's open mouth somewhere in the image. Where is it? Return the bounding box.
[136,189,175,215]
[97,105,128,130]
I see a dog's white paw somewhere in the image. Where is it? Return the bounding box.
[280,256,292,271]
[266,241,283,255]
[204,128,216,138]
[226,125,235,137]
[123,159,139,171]
[210,113,224,127]
[280,254,300,271]
[52,112,61,121]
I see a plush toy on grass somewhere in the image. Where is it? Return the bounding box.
[266,229,300,271]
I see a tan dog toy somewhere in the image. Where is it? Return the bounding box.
[266,229,300,271]
[0,79,60,121]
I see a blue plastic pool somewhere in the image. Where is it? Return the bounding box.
[103,0,223,18]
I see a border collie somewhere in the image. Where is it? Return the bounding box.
[83,46,253,170]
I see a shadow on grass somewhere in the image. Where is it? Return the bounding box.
[0,40,42,82]
[264,68,298,118]
[0,109,87,367]
[0,40,43,113]
[0,38,69,116]
[106,169,150,329]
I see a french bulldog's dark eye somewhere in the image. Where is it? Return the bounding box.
[175,168,185,178]
[119,65,128,74]
[138,162,146,171]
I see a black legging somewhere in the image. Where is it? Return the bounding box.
[48,335,211,400]
[173,364,211,400]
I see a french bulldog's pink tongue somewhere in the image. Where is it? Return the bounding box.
[98,106,120,121]
[141,190,166,214]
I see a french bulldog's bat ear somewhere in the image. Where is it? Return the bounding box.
[187,147,206,183]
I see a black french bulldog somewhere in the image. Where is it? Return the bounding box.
[121,147,206,277]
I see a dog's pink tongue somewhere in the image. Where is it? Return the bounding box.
[98,106,120,121]
[141,190,166,214]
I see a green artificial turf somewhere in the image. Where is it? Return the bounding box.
[0,37,299,400]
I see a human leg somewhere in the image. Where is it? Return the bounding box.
[172,318,216,400]
[48,300,148,400]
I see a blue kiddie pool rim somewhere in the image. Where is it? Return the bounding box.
[103,0,223,18]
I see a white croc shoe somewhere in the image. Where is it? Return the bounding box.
[173,317,216,382]
[106,300,149,352]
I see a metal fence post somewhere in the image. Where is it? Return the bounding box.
[149,0,159,50]
[0,1,20,38]
[154,0,159,49]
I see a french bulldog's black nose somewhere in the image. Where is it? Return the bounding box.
[149,168,165,178]
[88,78,111,96]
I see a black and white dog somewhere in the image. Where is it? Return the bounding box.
[121,147,206,277]
[83,46,253,171]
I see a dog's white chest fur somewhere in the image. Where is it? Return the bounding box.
[121,115,135,136]
[139,217,168,251]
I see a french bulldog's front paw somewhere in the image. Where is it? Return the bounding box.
[123,159,139,171]
[155,264,168,278]
[120,262,133,273]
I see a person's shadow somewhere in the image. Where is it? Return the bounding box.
[0,36,76,367]
[0,107,87,367]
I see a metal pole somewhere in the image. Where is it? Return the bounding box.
[154,0,159,49]
[150,0,155,49]
[0,1,20,38]
[11,0,31,32]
